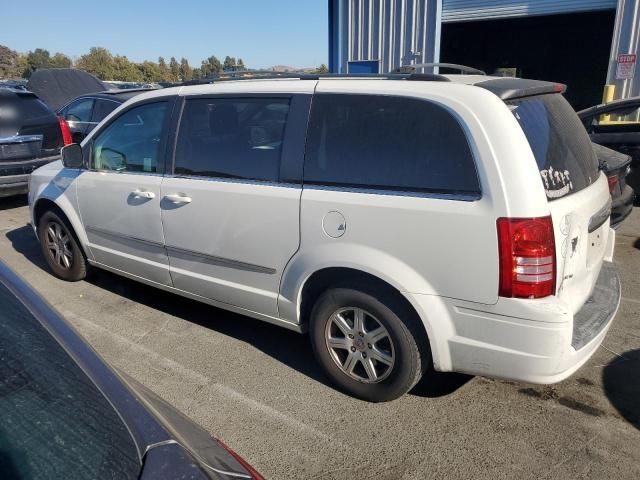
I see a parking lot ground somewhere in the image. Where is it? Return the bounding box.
[1,194,639,480]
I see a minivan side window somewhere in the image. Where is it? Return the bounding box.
[304,94,480,195]
[174,97,291,182]
[91,102,167,173]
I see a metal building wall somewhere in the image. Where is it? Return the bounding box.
[607,0,640,100]
[329,0,441,73]
[442,0,617,22]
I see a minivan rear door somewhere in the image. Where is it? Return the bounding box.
[509,93,613,313]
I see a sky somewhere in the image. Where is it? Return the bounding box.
[1,0,328,69]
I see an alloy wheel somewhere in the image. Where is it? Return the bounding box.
[324,307,395,383]
[45,221,73,270]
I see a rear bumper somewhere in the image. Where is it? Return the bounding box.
[0,155,59,198]
[418,262,620,383]
[0,174,29,198]
[610,185,634,228]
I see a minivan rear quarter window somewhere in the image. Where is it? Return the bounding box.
[509,93,599,200]
[304,93,480,196]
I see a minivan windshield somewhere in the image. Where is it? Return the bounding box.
[0,281,140,480]
[509,93,599,200]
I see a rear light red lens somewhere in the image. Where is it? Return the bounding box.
[216,439,265,480]
[607,174,618,193]
[497,216,556,299]
[57,116,73,146]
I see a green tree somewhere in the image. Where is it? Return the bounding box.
[236,58,246,71]
[137,61,162,82]
[0,45,21,79]
[223,55,236,72]
[158,56,169,81]
[76,47,114,80]
[24,48,53,76]
[200,55,222,78]
[314,63,328,74]
[169,56,180,82]
[191,67,202,79]
[179,57,192,81]
[50,52,72,68]
[111,55,142,82]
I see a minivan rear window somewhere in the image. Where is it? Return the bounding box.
[304,94,480,196]
[509,94,599,200]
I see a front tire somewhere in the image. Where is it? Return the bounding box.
[310,287,429,402]
[38,210,87,281]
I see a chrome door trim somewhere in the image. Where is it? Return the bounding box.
[0,134,43,144]
[165,245,276,275]
[303,183,482,201]
[167,174,301,189]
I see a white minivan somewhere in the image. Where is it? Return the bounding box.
[29,73,621,402]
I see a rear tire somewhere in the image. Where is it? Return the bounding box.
[38,210,87,281]
[310,287,429,402]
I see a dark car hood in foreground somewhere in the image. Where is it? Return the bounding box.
[0,260,255,480]
[27,68,106,111]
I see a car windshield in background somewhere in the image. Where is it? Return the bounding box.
[0,282,140,480]
[509,93,599,200]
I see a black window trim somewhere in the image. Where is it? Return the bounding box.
[167,93,311,185]
[85,96,179,175]
[301,92,483,200]
[89,98,123,124]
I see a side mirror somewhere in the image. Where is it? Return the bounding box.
[61,144,83,169]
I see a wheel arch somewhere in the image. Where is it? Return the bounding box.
[280,260,444,367]
[33,196,91,261]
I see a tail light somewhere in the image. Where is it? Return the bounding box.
[216,439,265,480]
[497,216,556,299]
[607,174,619,194]
[57,116,73,146]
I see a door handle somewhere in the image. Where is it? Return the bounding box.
[131,189,155,199]
[164,193,192,204]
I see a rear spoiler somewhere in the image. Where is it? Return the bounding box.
[474,78,566,101]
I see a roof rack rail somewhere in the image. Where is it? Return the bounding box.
[178,70,451,86]
[395,63,486,75]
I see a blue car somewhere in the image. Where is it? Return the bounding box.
[0,260,263,480]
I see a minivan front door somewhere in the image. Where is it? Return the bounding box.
[160,95,310,317]
[76,101,172,285]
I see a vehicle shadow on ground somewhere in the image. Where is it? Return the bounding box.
[633,238,640,250]
[6,223,471,399]
[5,225,49,272]
[603,348,640,430]
[0,195,28,211]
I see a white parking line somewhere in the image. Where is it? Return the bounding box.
[212,383,335,442]
[621,297,640,305]
[62,310,336,443]
[62,310,210,385]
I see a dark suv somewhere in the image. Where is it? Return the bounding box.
[0,87,64,198]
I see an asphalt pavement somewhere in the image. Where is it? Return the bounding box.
[1,194,639,479]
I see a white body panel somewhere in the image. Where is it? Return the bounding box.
[160,177,301,317]
[29,77,619,385]
[76,171,170,285]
